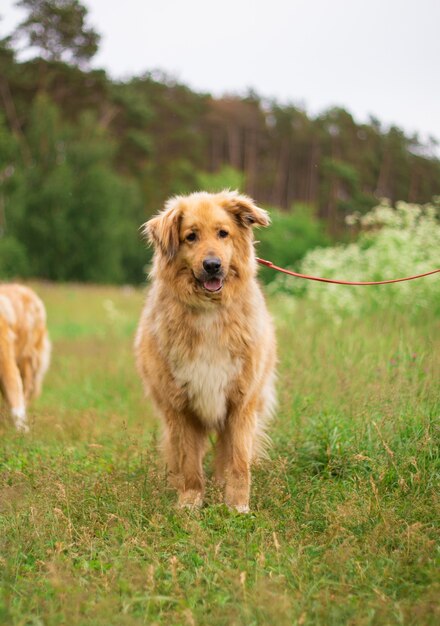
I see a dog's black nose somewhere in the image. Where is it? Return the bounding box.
[203,257,222,274]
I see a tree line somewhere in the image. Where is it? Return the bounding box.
[0,0,439,283]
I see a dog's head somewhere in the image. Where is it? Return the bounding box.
[143,191,269,304]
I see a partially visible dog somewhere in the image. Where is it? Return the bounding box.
[0,284,51,431]
[135,191,277,512]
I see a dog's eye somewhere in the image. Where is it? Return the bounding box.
[186,232,197,242]
[218,230,229,239]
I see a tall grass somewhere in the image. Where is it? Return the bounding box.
[1,283,439,625]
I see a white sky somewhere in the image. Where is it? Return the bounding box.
[1,0,440,149]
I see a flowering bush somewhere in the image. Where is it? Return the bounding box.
[268,199,440,316]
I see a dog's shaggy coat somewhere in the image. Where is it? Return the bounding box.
[0,284,50,431]
[135,191,276,512]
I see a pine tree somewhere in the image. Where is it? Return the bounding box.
[14,0,100,65]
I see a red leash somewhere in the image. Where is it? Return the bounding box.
[256,258,440,286]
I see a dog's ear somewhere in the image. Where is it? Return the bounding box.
[223,191,270,228]
[142,200,182,260]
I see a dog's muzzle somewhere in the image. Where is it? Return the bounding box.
[199,256,224,292]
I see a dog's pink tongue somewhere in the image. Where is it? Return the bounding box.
[203,278,222,292]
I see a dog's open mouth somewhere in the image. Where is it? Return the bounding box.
[202,277,223,292]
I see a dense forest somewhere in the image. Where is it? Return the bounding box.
[1,0,439,283]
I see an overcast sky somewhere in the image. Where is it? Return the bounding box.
[1,0,439,149]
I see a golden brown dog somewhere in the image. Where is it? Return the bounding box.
[0,284,50,431]
[135,191,276,512]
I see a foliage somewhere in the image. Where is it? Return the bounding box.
[257,204,330,283]
[195,165,246,193]
[0,234,29,277]
[320,157,375,217]
[0,284,438,625]
[270,199,440,315]
[14,0,100,64]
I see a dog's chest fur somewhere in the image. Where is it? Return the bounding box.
[169,313,241,428]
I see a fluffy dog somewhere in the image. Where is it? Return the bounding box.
[0,284,50,431]
[135,191,276,512]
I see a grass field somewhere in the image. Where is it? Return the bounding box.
[0,282,439,626]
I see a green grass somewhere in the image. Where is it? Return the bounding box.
[1,283,439,625]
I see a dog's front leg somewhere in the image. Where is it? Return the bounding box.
[163,411,207,509]
[219,402,257,513]
[0,337,28,432]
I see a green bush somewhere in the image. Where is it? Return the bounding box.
[0,235,29,279]
[270,199,440,316]
[195,166,245,193]
[257,205,330,284]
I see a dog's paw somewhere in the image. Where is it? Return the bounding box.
[224,483,250,514]
[177,490,203,509]
[234,504,250,514]
[12,407,29,433]
[226,502,250,514]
